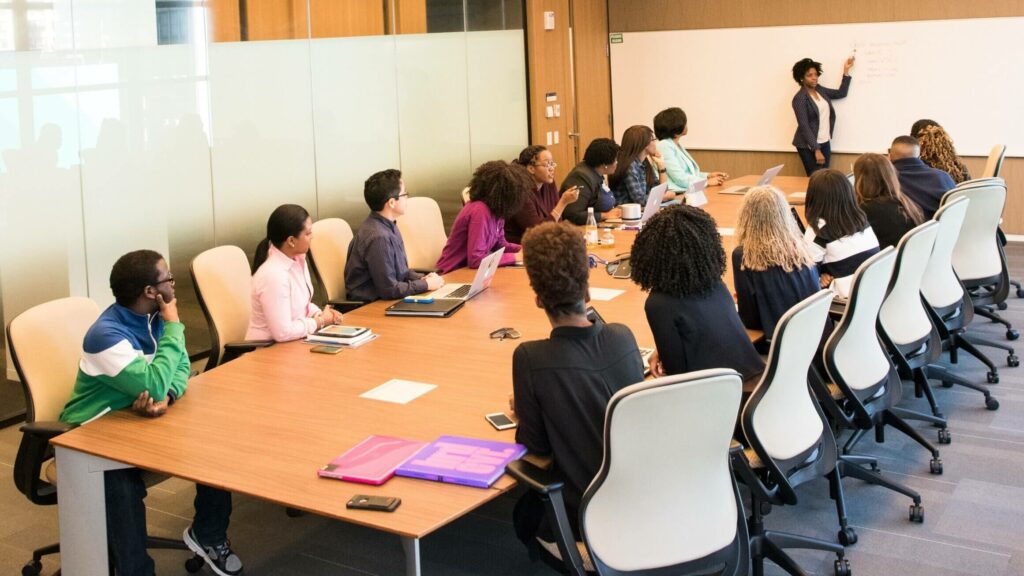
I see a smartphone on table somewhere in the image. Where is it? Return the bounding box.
[485,412,517,430]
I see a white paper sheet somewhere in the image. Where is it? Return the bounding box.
[360,379,437,404]
[589,287,625,301]
[718,227,735,236]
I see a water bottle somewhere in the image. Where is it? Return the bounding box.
[585,207,599,247]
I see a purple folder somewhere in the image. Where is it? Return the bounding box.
[395,435,527,488]
[318,435,426,485]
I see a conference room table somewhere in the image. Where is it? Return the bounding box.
[50,174,809,575]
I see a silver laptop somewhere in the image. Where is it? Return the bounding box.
[720,164,785,195]
[428,248,505,301]
[635,182,668,223]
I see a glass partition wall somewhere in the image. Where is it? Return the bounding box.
[0,0,528,418]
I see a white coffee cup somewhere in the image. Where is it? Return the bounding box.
[620,203,642,220]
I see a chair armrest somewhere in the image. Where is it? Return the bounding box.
[327,299,367,313]
[15,421,76,505]
[730,441,779,508]
[221,340,274,365]
[506,459,565,495]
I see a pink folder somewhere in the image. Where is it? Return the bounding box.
[318,435,427,485]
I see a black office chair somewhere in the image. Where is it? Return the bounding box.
[8,297,199,576]
[732,290,851,576]
[817,248,926,525]
[508,369,749,576]
[877,221,953,460]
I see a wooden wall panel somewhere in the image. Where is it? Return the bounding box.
[606,0,1024,232]
[608,0,1024,32]
[310,0,386,38]
[526,0,575,174]
[571,0,613,151]
[245,0,308,40]
[387,0,428,34]
[208,0,242,42]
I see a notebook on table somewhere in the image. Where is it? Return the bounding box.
[385,298,465,317]
[318,435,427,485]
[720,164,785,195]
[395,436,527,488]
[427,248,505,301]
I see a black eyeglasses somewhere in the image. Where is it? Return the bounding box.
[153,275,175,287]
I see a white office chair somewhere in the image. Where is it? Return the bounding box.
[508,369,749,576]
[734,289,851,576]
[309,217,365,312]
[943,178,1018,339]
[396,196,447,272]
[921,197,1003,409]
[982,144,1006,178]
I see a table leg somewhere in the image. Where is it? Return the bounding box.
[401,535,421,576]
[54,446,131,576]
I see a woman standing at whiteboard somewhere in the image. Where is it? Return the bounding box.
[791,56,855,175]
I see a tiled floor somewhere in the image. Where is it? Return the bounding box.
[4,251,1024,575]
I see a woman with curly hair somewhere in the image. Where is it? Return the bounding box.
[733,186,820,350]
[505,145,580,244]
[917,124,972,184]
[853,153,923,248]
[608,125,669,205]
[791,56,854,175]
[804,168,880,289]
[436,160,529,273]
[631,205,764,387]
[511,221,644,550]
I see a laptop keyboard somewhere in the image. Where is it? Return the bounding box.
[445,284,472,299]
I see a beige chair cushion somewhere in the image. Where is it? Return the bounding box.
[310,218,354,301]
[396,197,447,271]
[191,246,253,363]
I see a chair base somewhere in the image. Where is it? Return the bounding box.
[24,536,195,576]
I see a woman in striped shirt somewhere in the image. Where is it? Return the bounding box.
[804,169,880,290]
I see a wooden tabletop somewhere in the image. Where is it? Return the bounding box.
[51,175,808,540]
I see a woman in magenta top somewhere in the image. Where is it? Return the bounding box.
[505,145,580,244]
[436,160,530,274]
[246,204,343,342]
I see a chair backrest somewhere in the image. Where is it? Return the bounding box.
[982,144,1006,178]
[190,245,253,370]
[878,221,940,346]
[942,179,1006,283]
[581,369,745,574]
[396,197,447,271]
[309,217,354,301]
[7,297,100,422]
[743,290,833,463]
[460,186,470,206]
[825,248,897,394]
[921,197,970,310]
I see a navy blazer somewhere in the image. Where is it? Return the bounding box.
[791,75,852,150]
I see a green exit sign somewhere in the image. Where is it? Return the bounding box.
[609,33,623,44]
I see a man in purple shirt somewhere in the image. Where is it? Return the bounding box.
[889,135,956,219]
[345,169,444,301]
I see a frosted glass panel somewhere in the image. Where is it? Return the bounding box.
[208,40,317,255]
[72,0,158,49]
[310,36,400,224]
[466,30,527,168]
[396,32,471,224]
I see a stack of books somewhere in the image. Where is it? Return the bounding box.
[306,325,377,347]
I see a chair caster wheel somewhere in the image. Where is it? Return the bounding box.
[834,557,852,576]
[986,397,1000,411]
[909,503,924,523]
[1017,287,1024,298]
[941,380,955,388]
[185,555,204,573]
[1007,329,1019,341]
[1008,354,1020,367]
[22,560,42,576]
[930,458,943,475]
[997,302,1008,310]
[938,428,951,444]
[838,527,858,545]
[987,372,999,384]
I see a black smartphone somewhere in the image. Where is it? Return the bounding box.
[347,495,401,512]
[485,412,517,430]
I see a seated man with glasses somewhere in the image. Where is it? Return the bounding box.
[60,250,242,576]
[510,222,644,558]
[345,168,444,301]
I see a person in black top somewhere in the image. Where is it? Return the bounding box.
[853,153,924,249]
[630,205,765,389]
[733,186,821,353]
[560,138,622,225]
[511,221,644,553]
[345,169,444,301]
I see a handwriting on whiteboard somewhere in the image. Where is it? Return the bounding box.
[853,40,907,83]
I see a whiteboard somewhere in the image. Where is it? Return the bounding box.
[610,18,1024,157]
